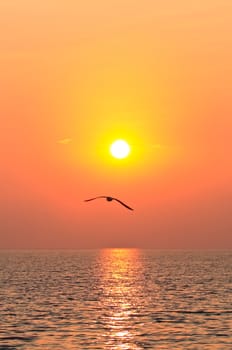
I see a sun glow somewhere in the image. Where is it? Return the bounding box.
[110,140,131,159]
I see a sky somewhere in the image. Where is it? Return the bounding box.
[0,0,232,249]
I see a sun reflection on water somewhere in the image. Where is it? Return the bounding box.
[98,249,145,349]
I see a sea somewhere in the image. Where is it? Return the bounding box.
[0,249,231,349]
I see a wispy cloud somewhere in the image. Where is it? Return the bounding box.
[151,144,162,149]
[57,138,72,145]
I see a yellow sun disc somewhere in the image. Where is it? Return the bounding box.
[110,140,130,159]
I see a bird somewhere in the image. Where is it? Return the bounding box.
[84,196,134,210]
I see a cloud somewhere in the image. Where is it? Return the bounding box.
[151,144,162,149]
[57,138,72,145]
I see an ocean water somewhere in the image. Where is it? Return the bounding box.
[0,250,231,349]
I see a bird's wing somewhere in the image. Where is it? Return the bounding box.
[113,198,134,210]
[84,196,106,202]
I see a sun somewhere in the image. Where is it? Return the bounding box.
[110,139,131,159]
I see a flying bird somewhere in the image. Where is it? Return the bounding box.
[84,196,134,210]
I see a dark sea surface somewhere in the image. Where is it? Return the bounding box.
[0,249,231,349]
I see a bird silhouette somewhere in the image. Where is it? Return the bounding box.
[84,196,134,210]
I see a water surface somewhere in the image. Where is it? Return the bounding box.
[0,250,231,349]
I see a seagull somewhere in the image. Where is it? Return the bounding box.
[84,196,134,210]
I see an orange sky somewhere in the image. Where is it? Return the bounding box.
[1,0,232,249]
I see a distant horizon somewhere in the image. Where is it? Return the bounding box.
[1,247,231,251]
